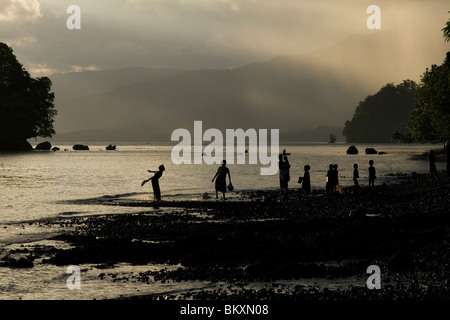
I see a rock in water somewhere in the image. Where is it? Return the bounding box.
[365,148,378,154]
[73,144,89,150]
[36,141,52,151]
[0,140,33,152]
[106,144,116,150]
[346,145,358,154]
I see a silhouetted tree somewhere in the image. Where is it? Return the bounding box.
[343,80,417,143]
[442,11,450,42]
[403,53,450,142]
[329,133,336,143]
[393,14,450,143]
[0,43,57,151]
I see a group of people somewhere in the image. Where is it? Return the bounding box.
[282,152,377,196]
[311,160,376,195]
[140,157,377,202]
[141,160,233,201]
[141,141,450,202]
[325,164,340,193]
[351,160,376,189]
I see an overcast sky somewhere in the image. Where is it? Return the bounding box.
[1,0,449,76]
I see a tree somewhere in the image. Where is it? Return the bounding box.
[343,80,418,143]
[393,13,450,143]
[442,11,450,42]
[407,52,450,142]
[329,133,336,143]
[0,43,57,151]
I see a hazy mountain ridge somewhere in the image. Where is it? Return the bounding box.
[47,29,448,142]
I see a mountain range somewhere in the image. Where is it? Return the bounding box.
[46,28,448,143]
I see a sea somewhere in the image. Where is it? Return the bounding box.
[0,142,444,300]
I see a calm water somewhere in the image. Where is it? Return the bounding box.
[0,142,443,299]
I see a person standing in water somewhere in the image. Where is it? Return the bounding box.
[333,164,339,192]
[212,160,231,200]
[353,163,360,188]
[368,160,376,187]
[302,165,311,195]
[326,164,334,194]
[142,165,165,201]
[278,154,290,193]
[428,150,439,181]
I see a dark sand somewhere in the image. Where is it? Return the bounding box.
[3,172,450,303]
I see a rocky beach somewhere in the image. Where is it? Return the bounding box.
[2,170,449,304]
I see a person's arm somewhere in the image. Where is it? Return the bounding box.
[212,171,218,182]
[228,171,231,183]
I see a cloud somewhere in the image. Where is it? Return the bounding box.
[0,0,43,22]
[5,0,450,76]
[70,65,99,72]
[27,63,58,77]
[4,34,37,48]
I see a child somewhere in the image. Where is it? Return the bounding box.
[368,160,376,187]
[333,164,339,192]
[302,165,311,195]
[353,163,359,187]
[326,164,334,194]
[141,164,165,201]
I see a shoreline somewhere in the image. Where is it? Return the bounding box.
[1,171,449,301]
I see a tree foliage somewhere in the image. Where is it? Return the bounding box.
[393,53,450,143]
[0,42,57,149]
[342,80,418,143]
[392,13,450,144]
[443,11,450,42]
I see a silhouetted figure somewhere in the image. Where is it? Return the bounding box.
[353,163,360,187]
[279,154,290,193]
[428,150,439,181]
[141,164,165,201]
[333,164,339,192]
[368,160,376,187]
[284,154,291,186]
[326,164,334,194]
[445,139,450,177]
[212,160,231,200]
[302,165,311,194]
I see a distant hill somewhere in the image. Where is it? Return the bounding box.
[48,29,447,143]
[343,80,418,143]
[45,125,345,143]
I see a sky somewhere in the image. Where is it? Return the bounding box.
[1,0,449,77]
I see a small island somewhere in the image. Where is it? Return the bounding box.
[328,133,336,143]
